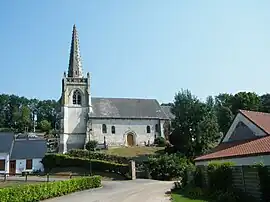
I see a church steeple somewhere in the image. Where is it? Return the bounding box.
[68,24,83,78]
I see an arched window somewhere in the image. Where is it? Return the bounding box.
[146,125,151,133]
[155,124,159,132]
[72,90,82,105]
[111,126,115,134]
[102,124,107,133]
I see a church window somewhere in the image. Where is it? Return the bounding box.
[111,126,115,134]
[155,124,159,132]
[102,124,107,133]
[146,125,151,133]
[72,90,82,105]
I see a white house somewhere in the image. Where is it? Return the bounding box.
[10,138,47,174]
[0,132,14,174]
[0,132,47,175]
[58,25,170,153]
[195,110,270,166]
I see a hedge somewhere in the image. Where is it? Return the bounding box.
[207,162,234,192]
[42,154,130,177]
[67,149,131,164]
[0,176,101,202]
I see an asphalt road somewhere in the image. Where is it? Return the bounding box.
[44,179,174,202]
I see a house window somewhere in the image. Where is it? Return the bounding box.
[72,90,82,105]
[111,126,115,134]
[155,124,159,132]
[0,160,5,171]
[26,159,32,169]
[102,124,107,133]
[146,125,151,133]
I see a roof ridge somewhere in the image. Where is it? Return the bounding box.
[92,96,158,101]
[239,109,270,115]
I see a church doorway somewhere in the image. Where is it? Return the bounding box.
[127,133,134,146]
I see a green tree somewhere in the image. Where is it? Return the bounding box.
[170,89,220,158]
[260,94,270,113]
[230,92,261,114]
[39,120,52,133]
[215,105,233,135]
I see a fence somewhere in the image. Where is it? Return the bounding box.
[0,172,85,183]
[198,165,262,200]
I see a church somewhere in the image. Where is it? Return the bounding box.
[59,25,171,153]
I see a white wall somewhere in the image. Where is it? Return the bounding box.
[63,106,88,134]
[223,113,267,142]
[195,155,270,166]
[91,118,163,146]
[15,158,44,174]
[0,153,9,174]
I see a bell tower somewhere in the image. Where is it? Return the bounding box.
[59,25,92,153]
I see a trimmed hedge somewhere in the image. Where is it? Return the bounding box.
[0,176,101,202]
[42,154,130,177]
[67,149,131,164]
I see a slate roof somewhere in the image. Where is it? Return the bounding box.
[91,97,169,119]
[195,110,270,162]
[10,139,47,160]
[161,105,175,120]
[0,132,14,153]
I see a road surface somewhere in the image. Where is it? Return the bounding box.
[44,179,174,202]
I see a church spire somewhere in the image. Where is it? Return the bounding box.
[68,24,83,78]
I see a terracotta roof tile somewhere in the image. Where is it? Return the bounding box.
[195,109,270,162]
[195,135,270,161]
[239,110,270,134]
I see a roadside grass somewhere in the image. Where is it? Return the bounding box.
[0,181,43,188]
[171,189,208,202]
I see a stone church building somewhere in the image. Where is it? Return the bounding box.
[59,25,171,153]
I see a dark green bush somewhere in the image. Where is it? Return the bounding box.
[67,149,131,164]
[42,154,130,177]
[154,137,166,147]
[194,166,204,188]
[85,140,98,151]
[146,153,192,181]
[207,162,234,192]
[210,188,256,202]
[0,176,101,202]
[256,164,270,202]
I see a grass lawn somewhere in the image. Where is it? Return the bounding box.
[0,181,43,188]
[102,146,164,157]
[171,193,207,202]
[171,189,208,202]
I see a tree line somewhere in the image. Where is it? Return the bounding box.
[165,90,270,159]
[0,94,60,133]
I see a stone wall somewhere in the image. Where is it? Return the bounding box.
[90,118,165,146]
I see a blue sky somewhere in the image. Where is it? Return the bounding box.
[1,1,270,103]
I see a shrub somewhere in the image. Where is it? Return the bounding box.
[154,137,166,147]
[146,153,192,181]
[193,166,204,188]
[42,154,130,178]
[86,140,98,151]
[67,149,131,164]
[183,186,205,199]
[0,176,101,202]
[207,162,234,192]
[210,189,256,202]
[256,164,270,202]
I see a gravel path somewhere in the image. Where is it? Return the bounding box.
[44,179,174,202]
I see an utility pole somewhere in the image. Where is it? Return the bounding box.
[88,118,92,176]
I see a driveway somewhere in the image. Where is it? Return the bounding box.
[44,179,174,202]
